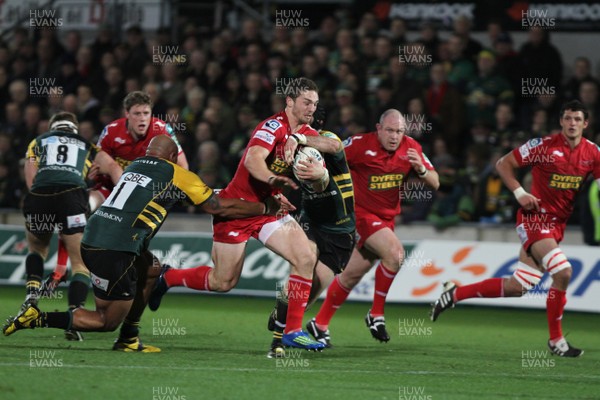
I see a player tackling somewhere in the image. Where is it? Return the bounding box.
[431,100,599,357]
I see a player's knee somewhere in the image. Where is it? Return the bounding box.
[289,246,317,272]
[542,248,572,282]
[512,261,543,294]
[381,246,403,271]
[102,319,122,332]
[210,276,238,292]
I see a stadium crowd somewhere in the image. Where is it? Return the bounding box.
[0,14,599,229]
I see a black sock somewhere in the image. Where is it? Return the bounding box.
[68,273,90,308]
[39,311,72,330]
[119,319,140,340]
[273,291,288,336]
[25,252,45,300]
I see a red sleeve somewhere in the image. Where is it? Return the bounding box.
[593,146,600,180]
[342,135,362,166]
[512,138,545,167]
[247,118,286,151]
[97,125,113,156]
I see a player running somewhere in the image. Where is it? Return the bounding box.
[265,105,356,357]
[149,78,340,351]
[311,109,439,343]
[17,111,122,341]
[431,100,598,358]
[3,136,289,344]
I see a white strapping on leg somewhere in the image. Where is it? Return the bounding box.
[542,247,571,275]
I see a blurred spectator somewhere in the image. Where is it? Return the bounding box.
[425,62,465,157]
[452,15,482,62]
[241,71,271,117]
[122,26,150,78]
[486,20,504,48]
[90,25,115,65]
[564,57,599,100]
[530,108,550,137]
[330,28,355,72]
[313,16,339,50]
[388,18,408,48]
[578,79,600,135]
[77,84,100,123]
[446,34,476,92]
[416,22,441,60]
[194,140,231,190]
[427,163,474,230]
[161,63,185,108]
[493,32,520,96]
[518,27,563,92]
[356,12,380,38]
[489,103,516,150]
[388,57,422,111]
[103,66,126,111]
[475,149,513,223]
[182,86,206,135]
[289,29,311,67]
[143,82,168,116]
[465,50,513,127]
[79,120,97,142]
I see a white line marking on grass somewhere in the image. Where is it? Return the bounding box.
[0,362,598,380]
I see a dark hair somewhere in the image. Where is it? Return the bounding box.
[560,100,589,120]
[123,91,153,111]
[285,77,318,100]
[48,111,78,133]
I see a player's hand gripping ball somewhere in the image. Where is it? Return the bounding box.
[292,146,325,184]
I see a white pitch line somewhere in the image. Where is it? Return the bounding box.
[0,362,597,380]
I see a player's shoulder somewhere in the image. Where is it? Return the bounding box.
[342,132,373,148]
[258,112,287,134]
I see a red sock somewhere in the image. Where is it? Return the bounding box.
[455,278,504,301]
[164,266,211,291]
[54,239,68,278]
[546,287,567,341]
[284,275,311,334]
[371,263,397,317]
[315,275,351,329]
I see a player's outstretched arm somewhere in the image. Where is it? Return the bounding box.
[284,134,341,163]
[176,151,189,170]
[94,151,124,185]
[200,194,295,218]
[496,151,540,211]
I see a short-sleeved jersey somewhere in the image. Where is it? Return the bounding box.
[343,132,434,220]
[83,156,212,255]
[300,131,355,234]
[512,134,600,220]
[219,111,319,202]
[97,117,183,169]
[26,130,97,191]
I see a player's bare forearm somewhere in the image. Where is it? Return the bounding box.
[422,170,440,190]
[496,152,522,191]
[244,146,274,183]
[304,135,342,154]
[95,151,123,185]
[177,152,189,170]
[201,196,264,218]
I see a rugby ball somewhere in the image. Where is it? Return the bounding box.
[293,146,325,183]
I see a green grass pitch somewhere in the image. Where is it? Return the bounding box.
[0,285,599,400]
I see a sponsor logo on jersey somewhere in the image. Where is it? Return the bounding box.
[228,231,240,237]
[268,157,290,175]
[254,130,276,145]
[262,119,282,132]
[519,138,544,158]
[365,150,377,157]
[368,173,404,190]
[372,221,382,226]
[552,150,564,157]
[580,160,593,166]
[115,137,126,144]
[549,173,583,190]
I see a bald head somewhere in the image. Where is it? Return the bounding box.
[146,135,178,163]
[376,109,406,152]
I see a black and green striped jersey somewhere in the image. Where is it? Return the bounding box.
[83,156,213,255]
[300,131,355,234]
[26,131,97,191]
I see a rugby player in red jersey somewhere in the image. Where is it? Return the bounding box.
[150,78,340,351]
[311,109,439,343]
[431,100,599,357]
